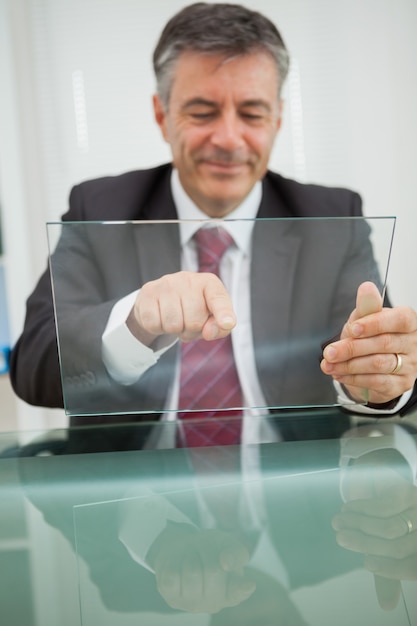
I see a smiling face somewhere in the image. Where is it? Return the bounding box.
[153,51,283,217]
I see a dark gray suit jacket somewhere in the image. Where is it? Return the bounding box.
[10,164,417,428]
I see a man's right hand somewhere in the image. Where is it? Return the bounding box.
[126,271,237,346]
[148,525,255,614]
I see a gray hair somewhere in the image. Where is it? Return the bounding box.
[153,2,290,109]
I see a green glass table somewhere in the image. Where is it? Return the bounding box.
[1,410,416,625]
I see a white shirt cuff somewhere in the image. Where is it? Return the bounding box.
[118,488,196,572]
[333,380,413,415]
[102,290,175,385]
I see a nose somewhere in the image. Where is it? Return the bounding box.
[210,111,245,152]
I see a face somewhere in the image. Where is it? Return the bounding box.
[153,51,283,217]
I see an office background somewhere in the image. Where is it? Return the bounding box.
[0,0,417,432]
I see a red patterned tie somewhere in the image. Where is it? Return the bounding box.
[178,227,243,447]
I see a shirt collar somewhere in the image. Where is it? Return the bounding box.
[170,168,262,256]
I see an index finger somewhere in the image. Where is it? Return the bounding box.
[201,280,236,340]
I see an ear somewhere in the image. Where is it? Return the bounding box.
[153,94,170,142]
[276,99,284,133]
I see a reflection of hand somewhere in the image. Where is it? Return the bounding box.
[210,569,308,626]
[321,281,417,404]
[147,522,255,613]
[332,450,417,610]
[127,271,236,346]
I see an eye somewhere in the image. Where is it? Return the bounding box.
[240,109,267,122]
[189,112,215,120]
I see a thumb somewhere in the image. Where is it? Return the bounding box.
[373,574,402,611]
[355,281,383,319]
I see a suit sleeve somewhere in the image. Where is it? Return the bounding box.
[10,182,175,416]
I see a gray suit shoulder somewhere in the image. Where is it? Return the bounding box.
[66,164,173,221]
[264,170,363,218]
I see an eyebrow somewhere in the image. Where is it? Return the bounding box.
[182,98,218,110]
[182,98,272,111]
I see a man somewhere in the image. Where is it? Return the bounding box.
[9,3,417,441]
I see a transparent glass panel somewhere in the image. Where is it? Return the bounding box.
[47,217,395,417]
[72,433,415,625]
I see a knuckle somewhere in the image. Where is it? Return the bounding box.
[140,278,159,296]
[187,318,205,334]
[377,375,392,392]
[345,341,357,360]
[396,541,409,560]
[372,353,389,373]
[385,520,401,540]
[381,333,395,353]
[345,359,357,375]
[403,373,415,390]
[138,308,158,332]
[162,319,183,335]
[397,306,417,332]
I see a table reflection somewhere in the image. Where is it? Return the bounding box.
[8,420,416,624]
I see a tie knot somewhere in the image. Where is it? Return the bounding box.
[194,227,234,274]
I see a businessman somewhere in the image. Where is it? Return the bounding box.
[9,3,417,443]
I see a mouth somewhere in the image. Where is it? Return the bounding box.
[199,160,249,175]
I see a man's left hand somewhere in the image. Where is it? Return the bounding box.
[332,450,417,610]
[321,282,417,404]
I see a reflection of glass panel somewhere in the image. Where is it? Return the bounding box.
[47,217,395,416]
[73,442,412,625]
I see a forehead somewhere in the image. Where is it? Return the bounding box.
[169,50,280,103]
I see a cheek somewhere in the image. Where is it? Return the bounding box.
[247,128,277,158]
[170,122,209,153]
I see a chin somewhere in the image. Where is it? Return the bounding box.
[206,185,250,207]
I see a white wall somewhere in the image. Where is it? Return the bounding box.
[1,0,417,429]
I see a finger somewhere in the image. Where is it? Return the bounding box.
[335,528,415,559]
[346,306,417,341]
[322,333,408,363]
[156,563,181,599]
[333,510,414,540]
[225,573,256,607]
[137,278,186,337]
[202,280,236,340]
[373,575,402,611]
[134,290,165,337]
[328,374,405,405]
[366,554,417,580]
[219,543,250,573]
[161,275,217,339]
[181,549,205,597]
[158,290,191,336]
[356,281,383,318]
[342,490,417,518]
[321,344,415,399]
[338,282,382,340]
[321,351,402,377]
